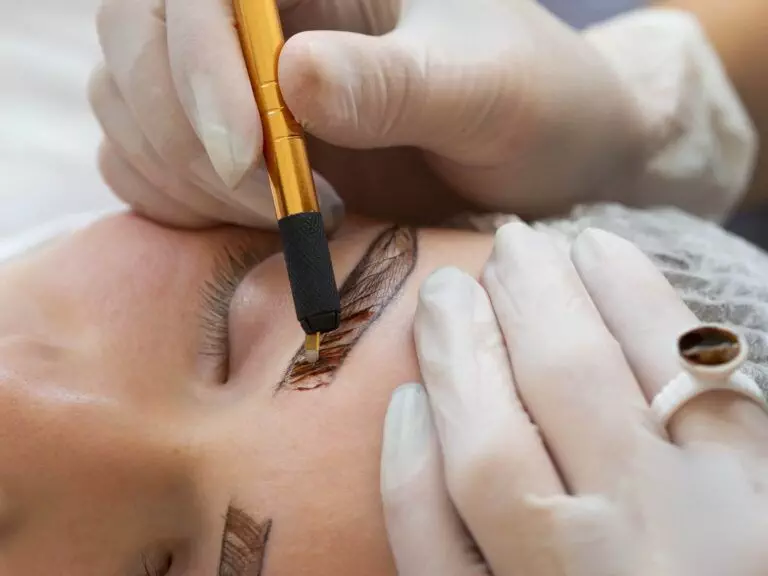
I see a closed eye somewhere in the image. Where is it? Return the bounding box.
[199,243,276,382]
[198,226,419,389]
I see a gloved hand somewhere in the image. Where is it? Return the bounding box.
[90,0,646,229]
[381,223,768,576]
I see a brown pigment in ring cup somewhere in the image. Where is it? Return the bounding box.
[678,326,741,366]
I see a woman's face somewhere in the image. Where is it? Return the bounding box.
[0,214,491,576]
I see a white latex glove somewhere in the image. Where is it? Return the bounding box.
[381,223,768,576]
[584,9,758,222]
[90,0,646,229]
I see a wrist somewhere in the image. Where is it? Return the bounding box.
[583,8,758,222]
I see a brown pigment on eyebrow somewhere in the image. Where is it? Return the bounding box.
[278,226,418,391]
[219,507,272,576]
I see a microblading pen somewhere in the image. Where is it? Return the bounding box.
[233,0,341,362]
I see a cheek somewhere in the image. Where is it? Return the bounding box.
[237,389,402,576]
[228,300,420,576]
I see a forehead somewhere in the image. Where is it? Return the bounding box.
[0,216,278,366]
[0,220,208,398]
[0,215,221,306]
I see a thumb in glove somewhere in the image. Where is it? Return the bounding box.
[279,0,647,215]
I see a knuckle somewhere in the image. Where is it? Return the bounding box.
[86,66,111,111]
[96,144,122,188]
[445,432,521,510]
[96,141,112,171]
[536,333,623,384]
[95,0,122,38]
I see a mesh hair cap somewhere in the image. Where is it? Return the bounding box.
[452,203,768,394]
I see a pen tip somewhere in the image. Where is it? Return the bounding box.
[304,349,320,364]
[304,333,321,364]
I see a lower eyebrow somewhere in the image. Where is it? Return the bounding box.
[219,506,272,576]
[277,226,418,391]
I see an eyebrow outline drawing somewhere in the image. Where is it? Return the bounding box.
[277,225,418,392]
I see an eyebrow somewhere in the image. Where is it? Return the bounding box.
[218,506,272,576]
[277,226,418,391]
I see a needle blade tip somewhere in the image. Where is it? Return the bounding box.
[304,333,321,364]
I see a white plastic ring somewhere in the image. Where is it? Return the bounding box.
[651,324,768,428]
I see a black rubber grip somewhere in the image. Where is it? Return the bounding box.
[278,212,341,334]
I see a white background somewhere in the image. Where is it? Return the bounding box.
[1,0,123,240]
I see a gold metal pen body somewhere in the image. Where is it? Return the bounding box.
[234,0,341,347]
[233,0,317,218]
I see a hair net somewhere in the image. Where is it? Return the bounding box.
[452,203,768,394]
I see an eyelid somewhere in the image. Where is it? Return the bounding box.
[199,244,274,382]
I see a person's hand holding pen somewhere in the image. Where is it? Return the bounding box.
[89,0,650,230]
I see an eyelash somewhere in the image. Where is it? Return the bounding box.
[199,245,267,380]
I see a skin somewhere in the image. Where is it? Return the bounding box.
[0,213,492,576]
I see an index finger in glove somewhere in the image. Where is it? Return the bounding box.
[382,383,489,576]
[481,223,654,493]
[166,0,262,189]
[415,267,563,576]
[97,0,260,200]
[88,63,269,227]
[97,0,346,231]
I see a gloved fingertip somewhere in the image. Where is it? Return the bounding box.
[186,75,260,189]
[381,383,434,495]
[484,222,552,283]
[314,172,346,233]
[570,227,629,270]
[280,31,414,148]
[418,267,476,312]
[493,221,536,255]
[279,34,331,130]
[415,268,478,372]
